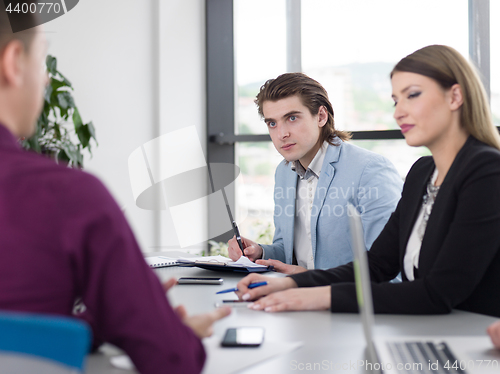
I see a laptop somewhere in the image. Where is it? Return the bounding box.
[346,203,500,374]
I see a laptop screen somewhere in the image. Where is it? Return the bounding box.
[347,203,378,364]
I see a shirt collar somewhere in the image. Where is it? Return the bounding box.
[291,141,328,180]
[0,123,21,151]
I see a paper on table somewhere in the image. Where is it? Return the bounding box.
[234,256,267,268]
[178,255,233,263]
[202,337,303,374]
[177,255,267,268]
[110,338,303,373]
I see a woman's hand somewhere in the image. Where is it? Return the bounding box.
[235,273,297,301]
[487,321,500,349]
[248,286,331,312]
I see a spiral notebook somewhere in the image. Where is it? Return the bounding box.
[145,256,179,268]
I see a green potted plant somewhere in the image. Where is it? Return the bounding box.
[21,55,97,168]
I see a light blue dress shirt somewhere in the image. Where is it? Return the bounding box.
[261,139,403,270]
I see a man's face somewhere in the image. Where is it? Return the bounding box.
[262,95,327,169]
[18,30,48,137]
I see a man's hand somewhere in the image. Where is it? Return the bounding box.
[174,305,231,339]
[487,321,500,349]
[248,286,331,312]
[256,259,307,275]
[162,277,231,338]
[227,236,263,262]
[162,277,178,292]
[234,273,297,301]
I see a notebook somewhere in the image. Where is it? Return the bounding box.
[176,255,273,273]
[144,256,179,268]
[346,203,500,374]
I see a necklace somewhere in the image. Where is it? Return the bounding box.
[417,177,440,242]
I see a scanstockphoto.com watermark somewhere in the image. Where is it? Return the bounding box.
[272,186,381,218]
[3,1,80,33]
[290,359,500,371]
[273,202,367,219]
[290,359,392,372]
[275,186,380,201]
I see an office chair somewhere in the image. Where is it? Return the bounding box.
[0,310,91,373]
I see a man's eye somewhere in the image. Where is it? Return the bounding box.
[267,122,276,128]
[289,116,296,121]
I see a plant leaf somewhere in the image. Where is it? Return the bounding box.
[57,148,71,166]
[77,125,91,148]
[57,71,72,88]
[73,107,83,131]
[87,121,96,141]
[57,92,75,109]
[44,83,53,104]
[46,55,57,75]
[54,124,62,140]
[27,54,96,169]
[61,143,77,162]
[51,78,68,91]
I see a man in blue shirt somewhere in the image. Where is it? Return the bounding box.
[228,73,402,274]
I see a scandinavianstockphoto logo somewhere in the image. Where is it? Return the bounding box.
[3,0,79,32]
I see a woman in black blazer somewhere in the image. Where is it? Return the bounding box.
[235,45,500,318]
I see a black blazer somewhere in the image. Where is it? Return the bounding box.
[290,136,500,317]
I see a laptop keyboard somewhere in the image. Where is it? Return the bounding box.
[388,341,466,374]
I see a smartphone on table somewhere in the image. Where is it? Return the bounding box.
[177,277,223,285]
[221,327,265,347]
[214,300,252,308]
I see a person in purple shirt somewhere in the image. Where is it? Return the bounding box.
[0,6,230,374]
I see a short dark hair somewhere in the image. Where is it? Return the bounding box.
[255,72,351,145]
[0,2,40,52]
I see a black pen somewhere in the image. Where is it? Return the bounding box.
[206,164,245,256]
[232,221,245,255]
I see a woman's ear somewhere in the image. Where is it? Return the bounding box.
[449,83,463,111]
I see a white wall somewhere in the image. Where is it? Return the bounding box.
[45,0,207,252]
[158,0,207,252]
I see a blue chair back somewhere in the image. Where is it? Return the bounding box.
[0,311,91,372]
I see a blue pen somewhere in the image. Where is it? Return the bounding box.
[216,281,267,294]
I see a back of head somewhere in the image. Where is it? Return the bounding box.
[255,72,351,145]
[0,2,40,52]
[391,45,500,150]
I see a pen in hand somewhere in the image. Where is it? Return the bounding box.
[232,221,245,255]
[216,281,268,294]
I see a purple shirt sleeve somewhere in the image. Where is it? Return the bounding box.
[62,174,205,374]
[0,125,204,374]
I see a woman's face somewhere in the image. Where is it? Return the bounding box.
[391,71,460,150]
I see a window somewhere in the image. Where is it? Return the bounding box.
[235,0,286,136]
[491,0,500,127]
[301,0,467,176]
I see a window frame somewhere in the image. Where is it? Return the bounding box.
[205,0,491,244]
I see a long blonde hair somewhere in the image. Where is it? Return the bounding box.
[391,45,500,150]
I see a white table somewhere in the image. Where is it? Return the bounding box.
[85,253,499,373]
